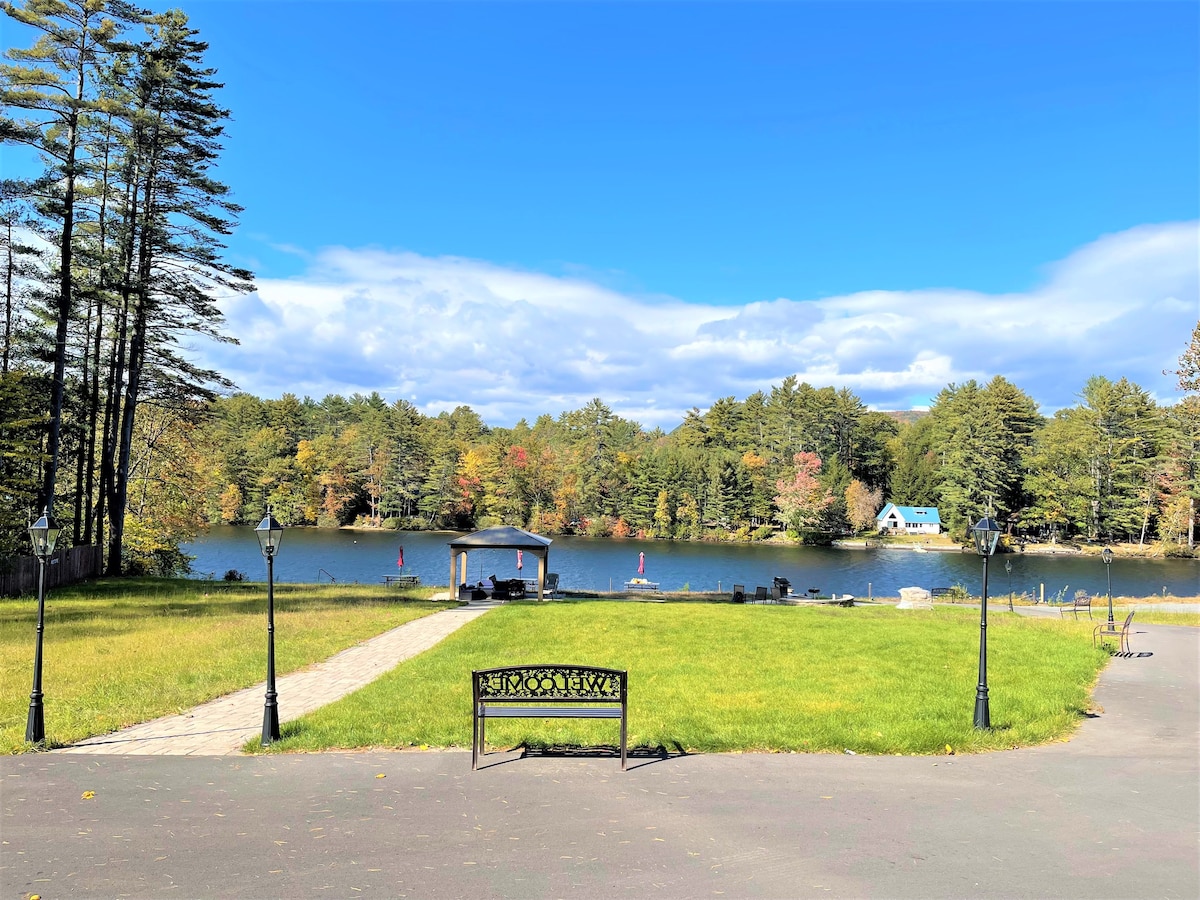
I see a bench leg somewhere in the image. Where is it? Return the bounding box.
[620,714,627,771]
[472,710,479,770]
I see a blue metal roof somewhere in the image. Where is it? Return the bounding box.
[877,504,941,524]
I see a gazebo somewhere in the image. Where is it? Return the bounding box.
[448,526,554,601]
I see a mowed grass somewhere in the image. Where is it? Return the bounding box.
[1112,607,1200,627]
[0,578,443,753]
[274,602,1108,756]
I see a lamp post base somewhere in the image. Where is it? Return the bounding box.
[262,693,280,745]
[26,695,44,745]
[973,693,990,730]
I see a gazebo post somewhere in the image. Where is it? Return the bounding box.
[449,550,459,599]
[537,554,546,602]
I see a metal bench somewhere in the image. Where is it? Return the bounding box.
[930,587,954,598]
[623,580,660,592]
[472,665,628,770]
[1062,591,1093,619]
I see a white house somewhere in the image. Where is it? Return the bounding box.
[876,503,941,535]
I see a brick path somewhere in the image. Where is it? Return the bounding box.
[55,600,499,756]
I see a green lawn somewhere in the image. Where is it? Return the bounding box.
[271,602,1109,756]
[0,579,443,753]
[1112,607,1200,627]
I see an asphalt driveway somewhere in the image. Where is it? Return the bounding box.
[2,624,1196,899]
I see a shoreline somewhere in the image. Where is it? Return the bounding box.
[330,523,1197,561]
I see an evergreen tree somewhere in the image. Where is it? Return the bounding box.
[1078,376,1166,540]
[104,10,252,571]
[2,0,126,516]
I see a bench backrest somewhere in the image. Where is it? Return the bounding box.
[473,665,626,705]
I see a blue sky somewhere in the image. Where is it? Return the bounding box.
[6,1,1199,426]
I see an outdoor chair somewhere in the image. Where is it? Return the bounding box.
[544,572,561,599]
[731,583,745,603]
[488,575,525,600]
[753,586,769,604]
[1094,610,1135,653]
[771,585,783,603]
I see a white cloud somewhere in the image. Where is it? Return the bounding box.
[195,221,1199,429]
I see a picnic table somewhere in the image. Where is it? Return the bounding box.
[382,574,420,587]
[624,580,660,592]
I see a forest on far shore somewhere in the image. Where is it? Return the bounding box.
[103,361,1200,574]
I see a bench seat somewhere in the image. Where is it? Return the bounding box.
[478,706,623,719]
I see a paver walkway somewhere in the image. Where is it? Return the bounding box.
[55,599,500,756]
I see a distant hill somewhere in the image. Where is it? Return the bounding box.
[878,410,928,426]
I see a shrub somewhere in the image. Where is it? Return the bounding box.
[586,517,612,538]
[753,525,775,541]
[943,584,971,602]
[223,569,246,582]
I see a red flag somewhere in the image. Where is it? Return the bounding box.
[397,545,404,569]
[516,549,523,570]
[638,551,645,575]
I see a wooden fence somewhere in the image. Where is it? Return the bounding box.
[0,544,104,597]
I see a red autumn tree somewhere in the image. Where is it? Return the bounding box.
[774,452,834,530]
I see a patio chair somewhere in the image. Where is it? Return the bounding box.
[544,573,561,599]
[488,575,510,600]
[753,586,769,604]
[731,583,746,603]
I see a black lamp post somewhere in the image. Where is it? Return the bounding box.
[26,507,63,745]
[255,512,284,745]
[1004,558,1013,613]
[970,515,1002,730]
[1101,546,1114,625]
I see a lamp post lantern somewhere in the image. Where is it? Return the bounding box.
[26,507,63,745]
[1101,547,1114,625]
[255,512,284,745]
[970,515,1002,730]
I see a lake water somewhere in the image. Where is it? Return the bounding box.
[183,527,1199,599]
